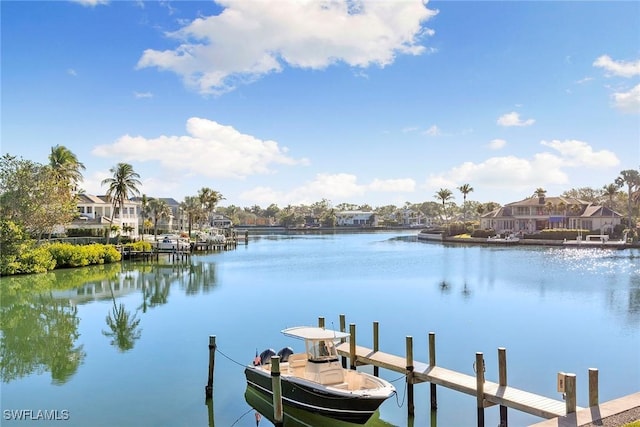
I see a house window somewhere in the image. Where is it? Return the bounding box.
[516,207,528,215]
[87,207,92,214]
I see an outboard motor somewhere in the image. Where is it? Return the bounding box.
[257,348,276,366]
[277,346,294,363]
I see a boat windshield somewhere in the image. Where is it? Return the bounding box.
[306,339,338,362]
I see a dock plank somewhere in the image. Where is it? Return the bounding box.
[336,342,581,419]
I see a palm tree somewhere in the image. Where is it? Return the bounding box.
[101,163,141,226]
[48,145,85,191]
[197,187,225,228]
[139,194,149,240]
[614,169,640,230]
[435,188,454,224]
[602,183,620,233]
[148,198,171,239]
[457,184,474,222]
[180,196,203,237]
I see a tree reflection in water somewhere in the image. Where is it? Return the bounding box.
[102,283,141,352]
[0,288,85,385]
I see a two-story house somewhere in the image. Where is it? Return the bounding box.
[480,194,622,234]
[69,194,140,238]
[335,211,378,227]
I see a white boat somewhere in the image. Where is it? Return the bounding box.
[197,228,226,244]
[155,234,191,251]
[563,234,627,249]
[244,326,396,424]
[417,228,444,241]
[487,234,520,243]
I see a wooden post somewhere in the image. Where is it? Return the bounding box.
[406,336,415,417]
[340,314,347,369]
[205,335,216,399]
[498,347,508,427]
[318,316,325,328]
[428,332,437,410]
[475,352,485,427]
[589,368,599,407]
[565,373,577,414]
[349,323,357,370]
[271,356,283,425]
[373,321,379,377]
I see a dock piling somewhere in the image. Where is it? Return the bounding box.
[373,321,379,377]
[475,352,485,427]
[349,323,357,370]
[428,332,437,410]
[498,347,508,427]
[205,335,216,399]
[406,336,415,417]
[589,368,599,407]
[565,373,577,414]
[340,314,347,369]
[271,356,283,425]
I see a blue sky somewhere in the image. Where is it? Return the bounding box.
[2,0,639,208]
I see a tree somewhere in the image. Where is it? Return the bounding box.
[148,198,171,239]
[435,188,454,223]
[615,169,640,230]
[101,163,141,228]
[457,184,474,222]
[139,194,149,240]
[0,155,76,240]
[602,183,620,232]
[180,196,203,237]
[197,187,224,227]
[48,145,85,191]
[533,188,547,199]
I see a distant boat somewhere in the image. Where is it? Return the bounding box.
[154,234,191,251]
[417,228,444,241]
[197,228,226,244]
[563,234,627,249]
[244,326,396,424]
[487,234,520,243]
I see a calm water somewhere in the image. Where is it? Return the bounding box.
[1,232,639,427]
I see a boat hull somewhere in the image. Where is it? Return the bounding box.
[245,367,389,424]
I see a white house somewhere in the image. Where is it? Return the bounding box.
[68,194,140,238]
[335,211,378,227]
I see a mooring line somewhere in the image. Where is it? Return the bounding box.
[216,347,248,368]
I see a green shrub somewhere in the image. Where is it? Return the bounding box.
[16,246,56,274]
[102,245,122,263]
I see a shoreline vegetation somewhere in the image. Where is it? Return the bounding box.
[3,226,638,277]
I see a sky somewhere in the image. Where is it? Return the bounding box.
[2,0,639,209]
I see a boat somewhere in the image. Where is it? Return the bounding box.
[416,228,444,241]
[197,228,226,244]
[563,234,628,249]
[154,234,191,251]
[244,383,395,427]
[487,234,520,243]
[244,326,396,424]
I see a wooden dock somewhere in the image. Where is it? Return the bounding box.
[336,342,577,419]
[323,316,594,427]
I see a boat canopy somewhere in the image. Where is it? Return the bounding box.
[281,326,349,341]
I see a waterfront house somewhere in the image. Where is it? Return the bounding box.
[336,211,378,227]
[480,194,622,234]
[68,194,140,238]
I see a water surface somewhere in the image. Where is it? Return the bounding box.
[1,232,638,426]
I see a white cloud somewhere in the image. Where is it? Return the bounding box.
[369,178,415,192]
[488,139,506,150]
[67,68,78,76]
[240,174,415,205]
[91,117,308,178]
[70,0,109,6]
[540,139,620,167]
[426,140,619,193]
[593,55,640,78]
[134,91,153,99]
[497,112,535,127]
[137,0,437,94]
[612,83,640,114]
[423,125,441,136]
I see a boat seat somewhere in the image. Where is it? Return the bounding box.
[287,353,307,369]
